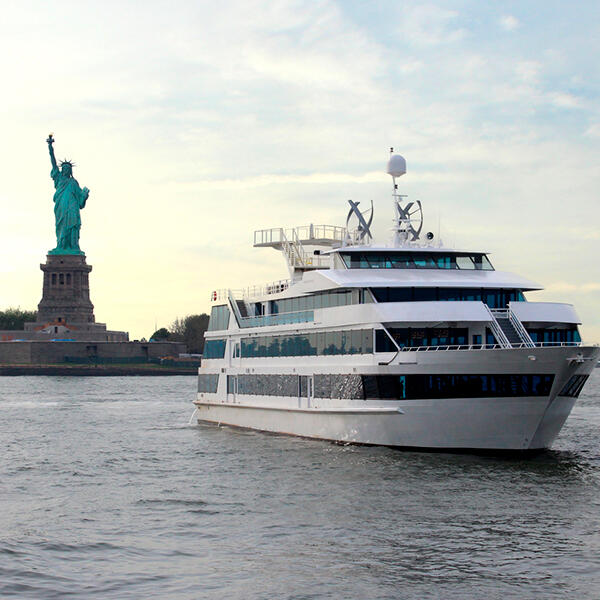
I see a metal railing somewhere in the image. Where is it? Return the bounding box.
[508,310,535,347]
[239,310,314,328]
[491,307,536,348]
[254,225,346,247]
[211,280,292,302]
[398,341,583,352]
[484,305,511,348]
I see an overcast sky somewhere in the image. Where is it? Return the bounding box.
[1,0,599,342]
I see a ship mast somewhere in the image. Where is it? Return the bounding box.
[388,149,423,247]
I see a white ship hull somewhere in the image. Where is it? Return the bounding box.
[195,346,599,451]
[195,395,576,451]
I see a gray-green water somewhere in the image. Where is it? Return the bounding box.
[2,372,600,599]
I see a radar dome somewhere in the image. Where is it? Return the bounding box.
[387,154,406,177]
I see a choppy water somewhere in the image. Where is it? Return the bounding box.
[1,372,600,599]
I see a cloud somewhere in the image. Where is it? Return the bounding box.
[584,123,600,137]
[545,282,600,293]
[549,92,583,109]
[499,15,521,31]
[399,5,466,46]
[515,61,541,84]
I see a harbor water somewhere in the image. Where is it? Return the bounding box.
[1,372,600,599]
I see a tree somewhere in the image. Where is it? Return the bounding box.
[168,313,210,353]
[182,314,210,353]
[0,308,37,330]
[150,327,170,341]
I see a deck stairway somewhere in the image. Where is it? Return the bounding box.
[490,308,535,348]
[236,300,249,318]
[495,315,523,346]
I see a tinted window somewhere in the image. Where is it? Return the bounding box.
[340,252,494,270]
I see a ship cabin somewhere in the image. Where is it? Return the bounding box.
[205,243,582,361]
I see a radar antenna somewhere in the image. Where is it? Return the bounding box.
[387,149,423,246]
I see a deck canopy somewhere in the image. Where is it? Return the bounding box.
[288,267,543,296]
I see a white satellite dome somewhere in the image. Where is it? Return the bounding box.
[387,154,406,178]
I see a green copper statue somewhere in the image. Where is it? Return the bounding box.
[46,134,90,255]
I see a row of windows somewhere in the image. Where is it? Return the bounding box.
[220,373,555,399]
[204,339,227,359]
[207,305,230,331]
[228,374,299,396]
[50,273,72,286]
[559,375,589,398]
[527,328,581,344]
[198,373,219,393]
[371,287,525,307]
[268,289,369,315]
[241,329,373,358]
[340,252,494,271]
[359,374,554,399]
[376,328,469,351]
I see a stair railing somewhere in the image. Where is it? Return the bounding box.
[485,306,511,348]
[508,308,535,347]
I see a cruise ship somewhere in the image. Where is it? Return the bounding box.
[194,152,599,451]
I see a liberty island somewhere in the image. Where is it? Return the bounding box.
[0,134,188,369]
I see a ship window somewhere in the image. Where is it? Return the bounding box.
[240,329,373,358]
[340,252,494,270]
[378,327,470,349]
[413,288,434,301]
[203,339,226,359]
[559,375,589,398]
[526,327,581,345]
[456,256,474,269]
[355,373,554,400]
[198,374,219,393]
[371,287,525,307]
[208,305,230,331]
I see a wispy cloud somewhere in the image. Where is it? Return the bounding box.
[499,15,521,32]
[399,5,466,46]
[545,283,600,293]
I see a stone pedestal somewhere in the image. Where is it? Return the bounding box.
[36,254,95,324]
[23,254,128,341]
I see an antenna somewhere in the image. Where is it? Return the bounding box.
[387,151,423,246]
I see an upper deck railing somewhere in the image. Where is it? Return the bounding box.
[253,225,346,247]
[211,279,292,302]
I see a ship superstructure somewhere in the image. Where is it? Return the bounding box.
[195,152,598,451]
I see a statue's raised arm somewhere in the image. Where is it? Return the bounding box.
[46,133,58,172]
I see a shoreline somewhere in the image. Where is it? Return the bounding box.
[0,364,198,376]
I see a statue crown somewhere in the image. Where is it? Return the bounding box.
[60,159,75,168]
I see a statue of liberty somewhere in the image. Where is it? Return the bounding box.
[46,134,90,255]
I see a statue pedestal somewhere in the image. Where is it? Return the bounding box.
[36,254,95,325]
[23,254,129,340]
[21,255,128,342]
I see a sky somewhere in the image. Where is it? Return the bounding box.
[0,0,599,342]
